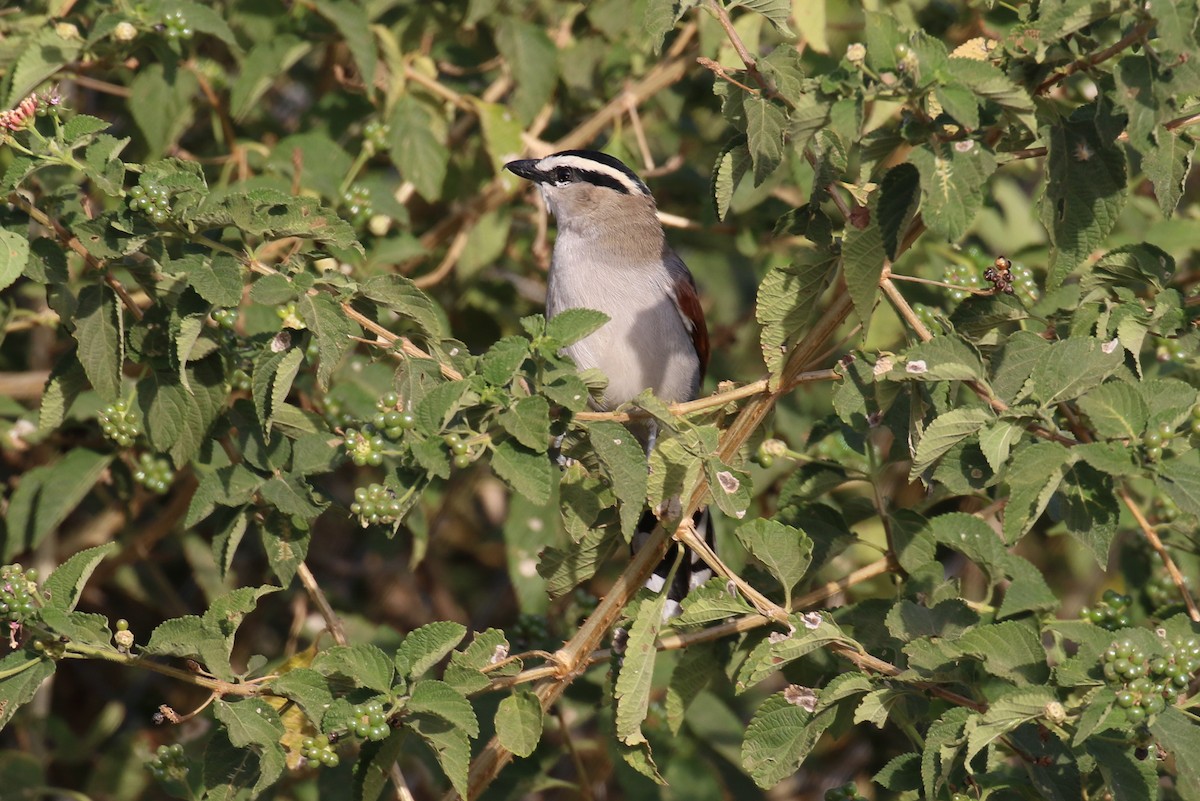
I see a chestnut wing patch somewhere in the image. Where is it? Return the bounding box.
[672,273,710,381]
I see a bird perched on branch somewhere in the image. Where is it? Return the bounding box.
[505,149,713,616]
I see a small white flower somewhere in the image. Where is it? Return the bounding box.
[845,43,866,64]
[113,21,138,42]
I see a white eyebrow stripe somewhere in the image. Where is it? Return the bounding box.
[535,154,647,195]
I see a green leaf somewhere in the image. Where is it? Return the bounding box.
[745,97,788,185]
[892,335,985,383]
[1027,336,1124,406]
[203,728,274,801]
[711,138,751,221]
[1087,739,1157,801]
[675,576,755,626]
[353,729,406,801]
[643,0,699,53]
[990,330,1051,403]
[877,163,920,259]
[212,699,285,798]
[1142,131,1194,218]
[1150,706,1200,800]
[388,95,449,201]
[38,348,87,434]
[260,476,326,522]
[72,284,123,404]
[741,695,835,788]
[42,543,118,613]
[7,28,81,108]
[408,680,479,738]
[481,336,529,386]
[1052,462,1119,565]
[139,359,228,467]
[491,439,553,506]
[3,449,112,560]
[494,18,558,125]
[299,293,359,390]
[922,707,971,800]
[268,668,334,729]
[312,644,395,693]
[129,64,199,158]
[1161,451,1200,518]
[756,244,838,383]
[537,525,623,599]
[0,651,55,730]
[841,203,887,335]
[0,229,29,293]
[954,620,1049,685]
[1076,381,1148,440]
[965,687,1058,766]
[164,1,238,47]
[705,460,752,520]
[360,274,446,339]
[230,36,310,120]
[588,420,649,539]
[396,621,467,680]
[729,0,795,36]
[615,593,668,745]
[312,0,376,88]
[408,712,470,797]
[885,598,977,641]
[499,396,551,452]
[735,520,812,606]
[444,629,516,695]
[545,308,609,347]
[910,406,993,480]
[495,689,543,757]
[665,642,723,734]
[934,83,980,131]
[736,614,849,690]
[910,140,996,242]
[1041,106,1127,288]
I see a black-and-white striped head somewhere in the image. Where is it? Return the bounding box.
[505,150,654,223]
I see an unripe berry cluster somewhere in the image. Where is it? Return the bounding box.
[323,398,355,429]
[341,185,373,226]
[276,302,305,330]
[300,735,340,768]
[128,180,172,224]
[824,782,865,801]
[146,743,188,783]
[343,427,385,467]
[350,700,390,741]
[1154,336,1189,364]
[160,9,194,40]
[372,392,415,440]
[0,564,40,624]
[911,302,942,333]
[363,120,390,152]
[444,433,474,469]
[350,483,402,525]
[99,399,139,447]
[1146,570,1187,610]
[1153,493,1180,524]
[1143,421,1181,462]
[943,261,983,302]
[1101,635,1200,725]
[230,368,251,392]
[212,307,238,329]
[133,453,174,494]
[1079,589,1133,630]
[753,438,788,468]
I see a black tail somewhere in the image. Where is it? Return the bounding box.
[632,508,714,618]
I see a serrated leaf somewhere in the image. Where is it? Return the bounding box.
[545,308,609,347]
[491,439,553,506]
[396,621,467,680]
[38,349,87,434]
[978,420,1023,472]
[7,28,81,108]
[841,205,886,335]
[353,729,406,801]
[910,140,996,242]
[1161,451,1200,518]
[922,707,971,800]
[892,335,985,383]
[955,620,1049,685]
[665,642,722,734]
[877,163,920,259]
[298,293,358,390]
[495,689,543,757]
[745,97,788,185]
[705,460,751,520]
[711,138,751,221]
[499,395,551,452]
[615,593,668,745]
[537,525,623,599]
[0,229,29,293]
[1143,131,1194,218]
[1150,706,1200,800]
[213,699,285,798]
[481,336,529,386]
[1002,441,1072,543]
[408,713,470,797]
[1041,106,1127,288]
[268,668,333,729]
[588,420,648,538]
[741,696,834,788]
[1028,336,1124,407]
[1076,381,1148,440]
[42,543,118,613]
[756,244,838,383]
[3,449,112,560]
[387,95,448,201]
[736,614,848,690]
[129,64,199,158]
[965,688,1057,766]
[312,0,376,88]
[407,680,479,738]
[885,598,977,641]
[0,651,55,731]
[735,520,812,606]
[1087,738,1157,801]
[909,406,993,480]
[360,274,446,339]
[312,644,394,693]
[674,576,755,626]
[1052,462,1119,565]
[444,629,516,695]
[495,18,558,124]
[730,0,795,36]
[72,284,123,404]
[139,360,227,467]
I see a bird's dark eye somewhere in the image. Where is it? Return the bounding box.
[552,166,573,184]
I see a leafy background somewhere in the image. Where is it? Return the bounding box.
[0,0,1199,800]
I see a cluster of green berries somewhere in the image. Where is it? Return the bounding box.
[300,735,340,768]
[1007,261,1038,301]
[372,393,416,440]
[363,120,390,152]
[0,564,39,624]
[511,613,555,652]
[160,9,194,40]
[343,427,385,467]
[912,302,943,333]
[99,399,140,447]
[943,260,984,302]
[341,185,373,226]
[133,453,174,494]
[323,398,355,429]
[128,180,172,224]
[276,302,305,330]
[1101,635,1200,725]
[147,743,188,783]
[350,483,403,525]
[1079,589,1133,630]
[824,782,865,801]
[444,433,474,469]
[212,307,238,330]
[1153,336,1190,364]
[1145,570,1186,611]
[349,700,390,741]
[1153,493,1181,524]
[230,368,252,392]
[1143,421,1182,462]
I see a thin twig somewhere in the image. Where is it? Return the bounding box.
[296,562,348,646]
[1122,492,1200,621]
[1035,20,1155,94]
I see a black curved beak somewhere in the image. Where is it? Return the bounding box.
[504,159,543,182]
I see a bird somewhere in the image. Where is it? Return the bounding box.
[505,149,714,616]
